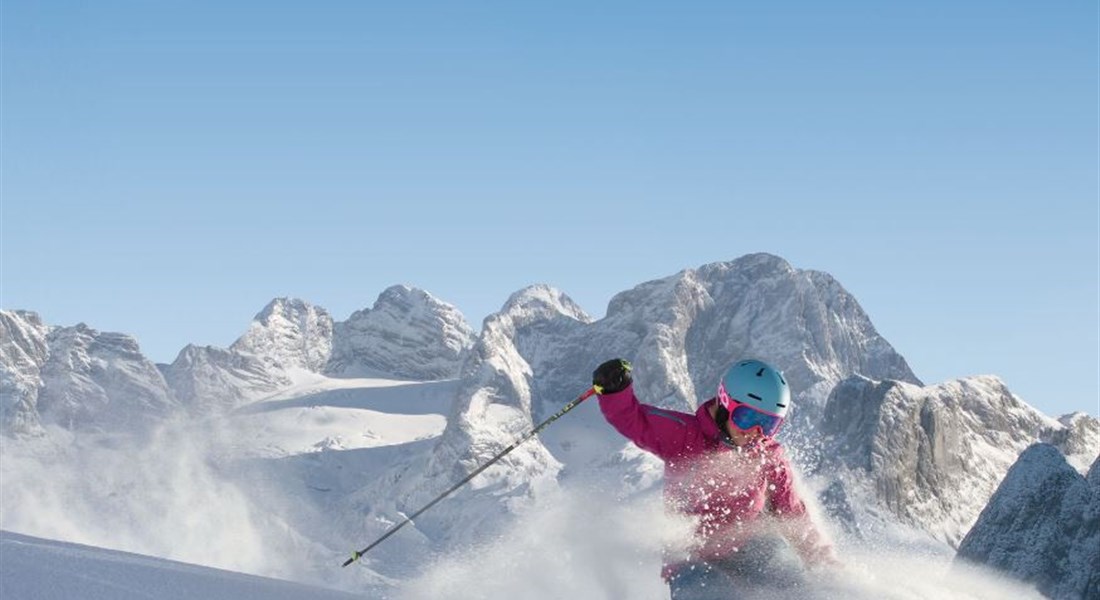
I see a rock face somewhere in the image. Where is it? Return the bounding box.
[161,344,286,413]
[326,285,474,381]
[483,254,918,423]
[0,310,51,436]
[162,287,473,412]
[3,310,183,435]
[819,375,1100,547]
[957,444,1099,600]
[230,298,334,374]
[1046,412,1100,473]
[430,285,590,482]
[28,322,179,432]
[161,297,333,413]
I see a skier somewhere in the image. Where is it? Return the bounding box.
[592,358,839,599]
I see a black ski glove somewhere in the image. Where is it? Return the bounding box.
[592,358,632,395]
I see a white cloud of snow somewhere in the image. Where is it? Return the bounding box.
[0,420,300,579]
[401,484,1044,600]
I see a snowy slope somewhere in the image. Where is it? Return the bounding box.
[2,516,1046,600]
[0,531,365,600]
[225,374,451,458]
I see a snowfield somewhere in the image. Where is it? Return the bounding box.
[226,375,453,457]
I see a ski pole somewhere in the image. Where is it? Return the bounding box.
[342,387,597,567]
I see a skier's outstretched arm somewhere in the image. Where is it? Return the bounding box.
[592,359,695,461]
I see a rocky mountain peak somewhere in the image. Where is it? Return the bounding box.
[231,297,334,374]
[499,285,592,326]
[326,285,474,380]
[35,321,178,432]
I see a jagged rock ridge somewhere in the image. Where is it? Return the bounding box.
[819,375,1099,547]
[327,285,475,380]
[4,286,475,429]
[0,311,180,434]
[956,444,1099,600]
[230,298,335,374]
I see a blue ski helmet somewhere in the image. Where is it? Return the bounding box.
[716,359,791,421]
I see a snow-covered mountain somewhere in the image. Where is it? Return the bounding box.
[38,323,179,431]
[956,444,1099,600]
[3,253,1097,599]
[817,375,1099,547]
[163,344,287,413]
[161,287,473,413]
[466,254,919,426]
[0,311,179,434]
[160,298,329,412]
[231,298,335,375]
[4,286,471,430]
[0,310,50,436]
[327,285,474,380]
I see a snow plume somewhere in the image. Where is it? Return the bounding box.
[808,545,1046,600]
[0,420,302,579]
[400,485,686,600]
[399,483,1043,600]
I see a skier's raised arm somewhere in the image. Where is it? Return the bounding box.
[592,359,700,462]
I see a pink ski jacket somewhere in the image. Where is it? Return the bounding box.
[597,384,832,578]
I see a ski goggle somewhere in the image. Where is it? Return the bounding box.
[728,402,784,437]
[718,382,785,437]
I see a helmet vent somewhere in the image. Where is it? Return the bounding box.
[747,393,763,401]
[756,368,765,377]
[776,402,787,408]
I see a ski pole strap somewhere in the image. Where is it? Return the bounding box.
[341,387,596,567]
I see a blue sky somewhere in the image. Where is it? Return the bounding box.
[2,1,1096,418]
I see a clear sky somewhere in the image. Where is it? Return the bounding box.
[2,1,1096,418]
